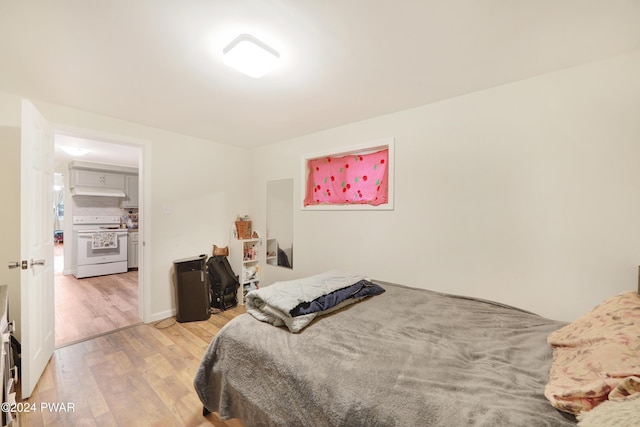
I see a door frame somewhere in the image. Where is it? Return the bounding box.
[54,124,152,323]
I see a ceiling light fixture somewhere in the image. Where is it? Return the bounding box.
[222,34,280,78]
[60,146,90,156]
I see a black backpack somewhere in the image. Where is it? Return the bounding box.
[206,255,240,310]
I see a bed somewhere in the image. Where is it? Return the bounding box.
[194,274,581,426]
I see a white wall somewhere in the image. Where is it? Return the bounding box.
[251,50,640,322]
[2,50,639,326]
[0,126,22,338]
[0,92,250,325]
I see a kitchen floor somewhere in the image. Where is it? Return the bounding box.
[54,242,141,348]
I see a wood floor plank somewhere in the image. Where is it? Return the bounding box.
[20,306,246,426]
[143,353,175,381]
[30,244,248,425]
[76,362,110,420]
[54,243,141,348]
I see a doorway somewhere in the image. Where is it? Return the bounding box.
[54,135,143,348]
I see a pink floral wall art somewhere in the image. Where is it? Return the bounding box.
[304,148,389,207]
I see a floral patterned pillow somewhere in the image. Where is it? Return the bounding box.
[545,291,640,415]
[577,395,640,427]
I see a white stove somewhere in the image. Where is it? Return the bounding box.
[72,215,128,278]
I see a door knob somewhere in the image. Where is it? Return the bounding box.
[8,261,28,270]
[30,259,46,267]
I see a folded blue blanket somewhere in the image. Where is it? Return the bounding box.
[246,271,382,332]
[290,280,385,317]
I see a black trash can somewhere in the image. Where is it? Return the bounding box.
[173,254,210,322]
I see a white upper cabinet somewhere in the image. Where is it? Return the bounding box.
[70,169,125,189]
[67,160,138,198]
[122,175,139,207]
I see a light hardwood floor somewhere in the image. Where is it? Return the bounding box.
[20,305,246,426]
[54,243,141,348]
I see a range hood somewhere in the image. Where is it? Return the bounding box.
[71,187,126,197]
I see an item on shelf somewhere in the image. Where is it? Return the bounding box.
[229,237,261,305]
[244,266,258,281]
[235,217,252,239]
[243,244,258,261]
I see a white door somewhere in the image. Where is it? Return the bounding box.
[20,100,55,398]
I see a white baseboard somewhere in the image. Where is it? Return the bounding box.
[147,308,176,323]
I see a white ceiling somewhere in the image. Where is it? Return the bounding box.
[1,1,639,149]
[54,135,140,169]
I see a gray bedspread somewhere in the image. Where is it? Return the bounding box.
[194,282,577,426]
